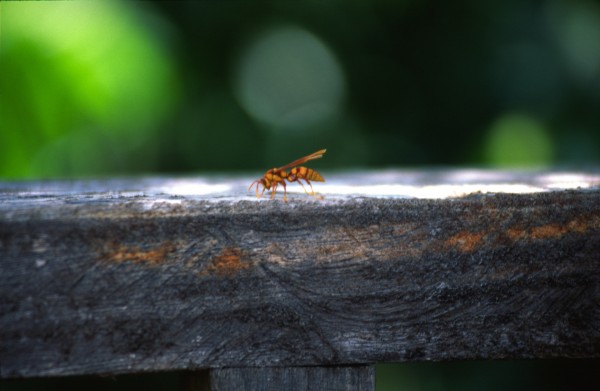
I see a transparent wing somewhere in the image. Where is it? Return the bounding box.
[276,149,327,171]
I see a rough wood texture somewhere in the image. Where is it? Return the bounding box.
[208,366,374,391]
[1,170,599,378]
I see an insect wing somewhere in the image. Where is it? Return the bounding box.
[276,149,327,171]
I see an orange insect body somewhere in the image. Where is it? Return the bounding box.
[249,149,326,201]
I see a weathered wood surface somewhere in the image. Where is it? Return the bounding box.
[1,170,599,378]
[206,366,374,391]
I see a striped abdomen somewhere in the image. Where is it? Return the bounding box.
[290,166,324,182]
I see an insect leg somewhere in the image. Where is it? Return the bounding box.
[296,179,311,195]
[282,180,287,202]
[304,178,323,199]
[270,182,278,199]
[304,178,315,195]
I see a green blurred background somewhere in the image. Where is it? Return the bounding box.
[1,0,599,179]
[1,1,599,389]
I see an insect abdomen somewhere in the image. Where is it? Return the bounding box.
[292,166,324,181]
[307,168,324,181]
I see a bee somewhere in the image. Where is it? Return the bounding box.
[249,149,326,202]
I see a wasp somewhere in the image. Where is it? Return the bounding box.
[249,149,326,201]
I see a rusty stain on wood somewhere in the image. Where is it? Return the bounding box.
[281,210,599,263]
[199,247,251,276]
[507,215,598,241]
[445,231,485,253]
[102,242,175,266]
[443,215,598,254]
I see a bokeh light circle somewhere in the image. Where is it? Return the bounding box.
[483,113,554,167]
[233,26,346,131]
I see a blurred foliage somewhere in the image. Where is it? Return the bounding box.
[1,1,179,177]
[2,0,600,179]
[483,113,554,166]
[375,359,600,391]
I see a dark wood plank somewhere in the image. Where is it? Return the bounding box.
[208,366,374,391]
[1,171,599,378]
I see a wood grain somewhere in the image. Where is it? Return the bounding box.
[1,171,599,378]
[208,366,374,391]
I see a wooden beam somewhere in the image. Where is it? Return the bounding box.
[1,171,599,378]
[203,366,374,391]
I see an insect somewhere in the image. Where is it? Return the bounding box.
[249,149,326,201]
